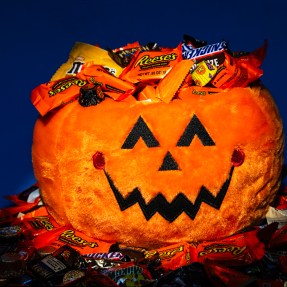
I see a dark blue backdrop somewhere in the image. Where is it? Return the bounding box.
[0,0,286,208]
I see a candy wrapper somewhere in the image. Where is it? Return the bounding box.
[1,183,287,286]
[51,41,124,80]
[31,37,268,116]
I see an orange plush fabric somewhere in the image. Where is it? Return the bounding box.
[32,83,284,249]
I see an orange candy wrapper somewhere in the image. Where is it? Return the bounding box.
[190,223,278,266]
[31,63,136,116]
[76,62,136,100]
[12,206,62,239]
[209,40,268,89]
[119,44,183,84]
[144,242,191,272]
[210,51,263,89]
[155,59,194,103]
[135,59,194,103]
[0,199,42,225]
[32,224,115,255]
[31,76,88,116]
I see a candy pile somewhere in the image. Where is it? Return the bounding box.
[0,176,286,286]
[3,36,285,286]
[30,35,268,116]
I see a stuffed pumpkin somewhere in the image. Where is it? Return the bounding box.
[31,40,285,249]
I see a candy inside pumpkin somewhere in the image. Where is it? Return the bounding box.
[32,82,284,248]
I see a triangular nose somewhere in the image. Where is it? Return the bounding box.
[159,151,180,171]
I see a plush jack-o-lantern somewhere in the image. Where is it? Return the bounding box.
[32,77,284,248]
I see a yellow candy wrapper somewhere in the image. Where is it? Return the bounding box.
[191,60,217,86]
[51,42,124,81]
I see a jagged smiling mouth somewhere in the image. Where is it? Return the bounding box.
[103,165,235,222]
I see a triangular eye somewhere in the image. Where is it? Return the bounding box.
[177,114,215,146]
[122,116,160,149]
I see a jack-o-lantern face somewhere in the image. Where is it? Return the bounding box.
[103,114,239,223]
[32,85,284,248]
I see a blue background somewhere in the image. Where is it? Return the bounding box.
[0,0,286,208]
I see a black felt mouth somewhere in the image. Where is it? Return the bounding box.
[104,166,234,222]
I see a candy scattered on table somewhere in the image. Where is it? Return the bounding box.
[0,175,287,286]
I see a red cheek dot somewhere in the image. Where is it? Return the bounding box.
[93,151,105,169]
[231,148,245,167]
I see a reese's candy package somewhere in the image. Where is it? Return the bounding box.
[190,226,270,266]
[12,211,62,240]
[50,42,124,81]
[76,62,136,101]
[119,44,183,83]
[31,76,88,116]
[32,225,115,255]
[144,242,191,272]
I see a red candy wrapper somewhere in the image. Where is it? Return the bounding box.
[12,209,62,239]
[210,51,263,89]
[144,242,191,272]
[0,199,42,226]
[190,224,277,267]
[32,224,115,255]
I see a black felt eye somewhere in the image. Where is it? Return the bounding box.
[121,114,215,150]
[121,116,159,149]
[176,114,215,147]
